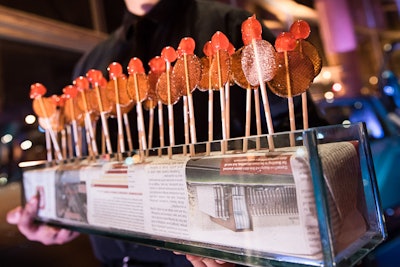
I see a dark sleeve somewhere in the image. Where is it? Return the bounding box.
[72,29,128,79]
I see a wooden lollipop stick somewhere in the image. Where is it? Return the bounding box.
[254,88,262,150]
[123,113,134,152]
[302,93,308,129]
[45,130,52,161]
[183,96,189,155]
[66,125,73,158]
[147,104,154,156]
[216,49,227,153]
[243,86,252,152]
[157,100,165,156]
[283,50,296,146]
[225,82,230,139]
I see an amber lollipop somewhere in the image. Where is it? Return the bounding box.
[127,57,149,158]
[174,37,201,155]
[50,95,67,158]
[74,76,99,156]
[157,46,179,158]
[290,20,322,129]
[240,15,277,150]
[105,73,135,152]
[30,83,63,161]
[63,85,82,157]
[107,62,127,153]
[210,31,231,153]
[268,32,314,145]
[148,56,166,156]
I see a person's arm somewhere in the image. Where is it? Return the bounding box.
[6,195,79,245]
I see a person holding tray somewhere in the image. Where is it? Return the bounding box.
[7,0,326,266]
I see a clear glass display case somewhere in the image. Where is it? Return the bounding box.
[20,123,386,267]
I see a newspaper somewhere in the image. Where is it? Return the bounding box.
[22,141,367,260]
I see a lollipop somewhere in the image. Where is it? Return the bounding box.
[127,57,149,158]
[74,76,99,156]
[240,15,277,150]
[63,85,82,157]
[86,69,113,154]
[175,37,201,155]
[210,31,231,153]
[269,31,314,145]
[290,20,322,129]
[30,83,63,161]
[108,62,127,153]
[157,46,179,158]
[149,56,166,156]
[50,94,67,158]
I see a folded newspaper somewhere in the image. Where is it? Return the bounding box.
[22,140,368,262]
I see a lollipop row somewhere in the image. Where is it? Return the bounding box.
[29,17,321,161]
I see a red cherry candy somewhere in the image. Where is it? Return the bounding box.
[127,57,145,75]
[63,85,78,98]
[241,14,262,45]
[161,46,177,63]
[148,56,166,73]
[52,95,65,107]
[178,37,195,55]
[73,76,90,91]
[86,69,104,86]
[108,62,123,80]
[290,20,311,40]
[211,31,230,52]
[275,32,297,52]
[30,83,47,99]
[203,41,213,57]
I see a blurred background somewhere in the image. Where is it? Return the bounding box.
[1,0,400,266]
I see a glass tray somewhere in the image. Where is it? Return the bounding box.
[20,123,386,267]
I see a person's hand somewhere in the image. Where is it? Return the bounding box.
[184,254,235,267]
[6,195,80,245]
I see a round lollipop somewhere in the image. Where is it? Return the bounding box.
[74,76,99,156]
[63,85,82,157]
[86,69,113,154]
[51,94,67,158]
[269,31,314,145]
[108,62,127,153]
[149,56,166,156]
[290,20,322,129]
[240,15,277,150]
[157,46,178,157]
[30,83,63,161]
[210,31,231,152]
[127,57,149,157]
[175,37,201,154]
